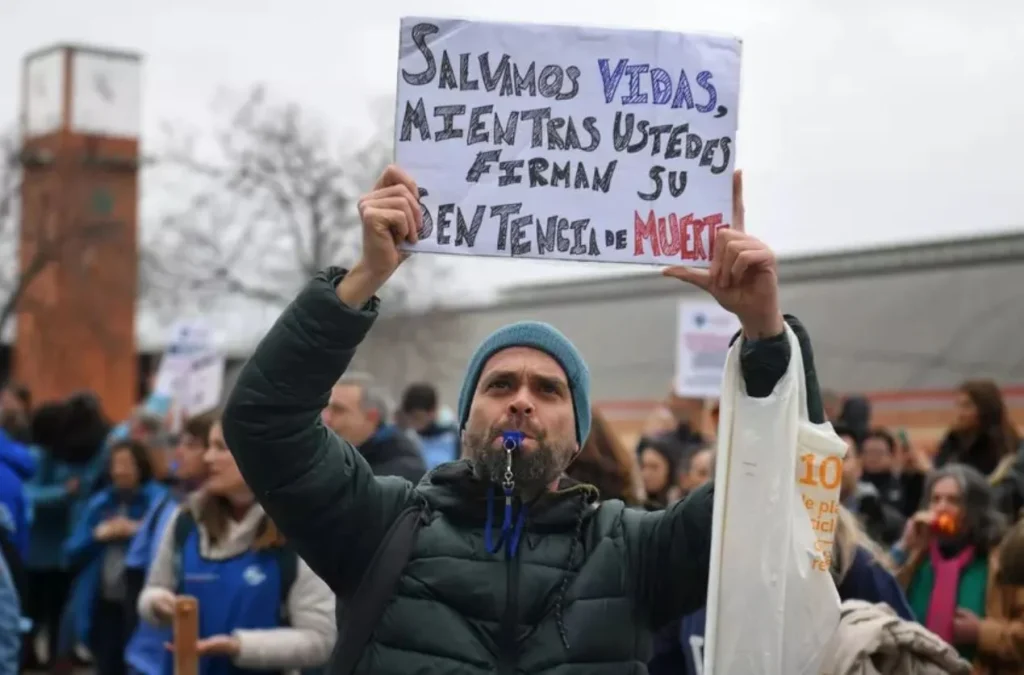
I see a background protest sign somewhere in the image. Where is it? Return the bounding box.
[394,17,741,266]
[152,319,225,426]
[675,301,740,398]
[152,320,212,400]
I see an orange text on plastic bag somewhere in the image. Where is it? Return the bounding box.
[797,453,842,573]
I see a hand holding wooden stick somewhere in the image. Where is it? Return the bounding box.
[172,595,199,675]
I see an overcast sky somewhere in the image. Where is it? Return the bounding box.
[2,0,1022,300]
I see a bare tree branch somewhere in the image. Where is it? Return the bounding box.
[144,84,444,317]
[0,131,127,342]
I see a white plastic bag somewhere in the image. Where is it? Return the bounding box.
[703,324,848,675]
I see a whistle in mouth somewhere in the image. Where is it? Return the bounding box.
[932,513,957,537]
[502,431,525,452]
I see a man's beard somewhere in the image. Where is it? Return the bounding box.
[463,425,575,497]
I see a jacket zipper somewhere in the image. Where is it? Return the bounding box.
[498,547,521,675]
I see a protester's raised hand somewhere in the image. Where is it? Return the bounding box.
[357,164,422,279]
[338,165,422,308]
[662,171,784,339]
[899,510,934,552]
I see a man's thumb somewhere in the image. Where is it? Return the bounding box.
[662,265,711,290]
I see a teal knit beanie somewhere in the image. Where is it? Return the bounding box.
[457,321,591,444]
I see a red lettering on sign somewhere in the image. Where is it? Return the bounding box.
[633,210,729,261]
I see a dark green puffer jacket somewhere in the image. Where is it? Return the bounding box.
[222,268,820,675]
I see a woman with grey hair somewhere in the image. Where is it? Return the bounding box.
[892,463,1024,673]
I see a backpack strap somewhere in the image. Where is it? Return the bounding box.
[147,492,175,544]
[170,509,197,593]
[332,501,428,675]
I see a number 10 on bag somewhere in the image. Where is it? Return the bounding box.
[798,453,843,572]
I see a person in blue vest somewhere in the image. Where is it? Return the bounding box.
[400,383,459,470]
[139,417,335,675]
[124,413,215,675]
[63,438,166,675]
[663,506,914,675]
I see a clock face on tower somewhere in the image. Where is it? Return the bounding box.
[71,50,141,138]
[24,49,65,137]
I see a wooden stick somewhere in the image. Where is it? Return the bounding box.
[173,595,199,675]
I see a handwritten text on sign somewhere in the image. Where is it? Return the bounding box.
[394,17,741,266]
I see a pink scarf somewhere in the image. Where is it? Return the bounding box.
[925,538,975,643]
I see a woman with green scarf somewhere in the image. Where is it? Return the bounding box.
[892,463,1024,674]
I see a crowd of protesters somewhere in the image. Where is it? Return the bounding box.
[631,379,1024,674]
[1,353,1024,674]
[0,382,338,675]
[1,354,1024,675]
[0,372,1022,675]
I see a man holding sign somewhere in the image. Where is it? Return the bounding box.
[221,153,825,673]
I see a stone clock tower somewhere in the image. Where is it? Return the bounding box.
[17,44,142,420]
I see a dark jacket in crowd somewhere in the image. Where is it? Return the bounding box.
[359,424,427,484]
[935,429,1007,477]
[845,481,906,547]
[222,268,807,674]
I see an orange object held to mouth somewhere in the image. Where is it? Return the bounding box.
[933,513,957,537]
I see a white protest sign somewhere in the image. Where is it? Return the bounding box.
[153,320,213,399]
[151,319,224,422]
[180,351,225,418]
[675,301,740,398]
[394,17,741,266]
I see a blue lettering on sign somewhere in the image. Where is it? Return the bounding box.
[596,58,723,117]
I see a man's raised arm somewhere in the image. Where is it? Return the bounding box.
[628,170,830,624]
[222,165,425,595]
[627,315,826,626]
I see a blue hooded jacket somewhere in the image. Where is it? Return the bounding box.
[63,481,166,647]
[24,448,104,570]
[0,431,37,557]
[413,422,460,471]
[25,392,171,571]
